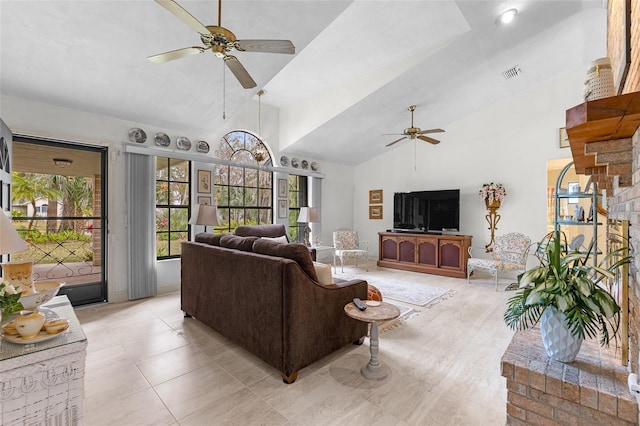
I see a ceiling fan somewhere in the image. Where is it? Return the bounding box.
[385,105,445,146]
[148,0,295,89]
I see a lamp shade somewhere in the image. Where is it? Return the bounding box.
[0,211,27,255]
[189,204,219,227]
[297,207,319,223]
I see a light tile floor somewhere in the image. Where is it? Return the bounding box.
[75,267,516,425]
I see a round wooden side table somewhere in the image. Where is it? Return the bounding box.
[344,300,400,380]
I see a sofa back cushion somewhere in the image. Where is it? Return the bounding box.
[253,239,318,281]
[220,235,259,252]
[235,224,288,241]
[195,232,223,246]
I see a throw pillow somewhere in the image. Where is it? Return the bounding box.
[261,235,288,244]
[313,262,333,285]
[220,235,259,252]
[195,233,223,246]
[252,239,318,281]
[235,224,288,239]
[367,284,383,301]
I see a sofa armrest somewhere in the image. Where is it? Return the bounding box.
[281,265,368,375]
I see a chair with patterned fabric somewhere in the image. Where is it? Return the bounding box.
[333,229,369,272]
[467,232,532,291]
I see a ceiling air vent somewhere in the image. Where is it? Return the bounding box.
[502,65,522,80]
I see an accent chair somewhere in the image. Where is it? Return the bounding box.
[467,232,532,291]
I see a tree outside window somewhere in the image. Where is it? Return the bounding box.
[156,157,190,258]
[214,131,273,234]
[288,174,308,243]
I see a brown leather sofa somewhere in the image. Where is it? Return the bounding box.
[180,225,368,383]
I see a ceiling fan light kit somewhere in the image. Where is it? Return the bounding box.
[149,0,295,89]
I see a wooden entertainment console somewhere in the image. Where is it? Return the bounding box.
[377,231,472,278]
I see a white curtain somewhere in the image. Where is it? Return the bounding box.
[309,176,322,245]
[126,153,157,299]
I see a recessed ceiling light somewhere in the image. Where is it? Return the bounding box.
[496,8,518,25]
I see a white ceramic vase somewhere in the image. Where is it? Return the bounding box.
[540,306,583,362]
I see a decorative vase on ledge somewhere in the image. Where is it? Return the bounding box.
[540,306,584,362]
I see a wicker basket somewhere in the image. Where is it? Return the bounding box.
[583,57,615,101]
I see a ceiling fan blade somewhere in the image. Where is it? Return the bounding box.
[418,135,441,144]
[386,137,407,147]
[148,46,206,63]
[155,0,210,35]
[224,55,257,89]
[236,39,295,54]
[382,133,405,136]
[418,128,445,135]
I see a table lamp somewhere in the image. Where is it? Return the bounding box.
[189,204,219,233]
[297,207,318,247]
[0,211,31,290]
[0,211,27,256]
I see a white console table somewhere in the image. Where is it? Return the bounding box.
[0,295,87,425]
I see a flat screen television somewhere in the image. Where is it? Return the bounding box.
[393,189,460,233]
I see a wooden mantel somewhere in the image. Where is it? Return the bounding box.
[566,91,640,189]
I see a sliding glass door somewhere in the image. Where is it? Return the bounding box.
[10,137,107,306]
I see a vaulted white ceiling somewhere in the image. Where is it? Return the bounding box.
[0,1,606,165]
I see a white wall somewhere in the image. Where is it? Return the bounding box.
[353,68,587,260]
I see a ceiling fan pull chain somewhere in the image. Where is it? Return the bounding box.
[222,60,226,120]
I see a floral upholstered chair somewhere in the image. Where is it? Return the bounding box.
[332,230,369,272]
[467,232,531,291]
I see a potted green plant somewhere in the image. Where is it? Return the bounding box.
[0,281,24,322]
[503,230,631,362]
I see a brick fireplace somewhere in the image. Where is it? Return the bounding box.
[502,1,640,424]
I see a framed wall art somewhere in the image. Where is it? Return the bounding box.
[197,196,211,205]
[278,178,287,198]
[197,169,211,193]
[369,205,383,220]
[559,127,569,149]
[369,189,383,204]
[278,199,288,218]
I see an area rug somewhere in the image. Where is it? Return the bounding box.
[334,271,453,307]
[379,304,415,333]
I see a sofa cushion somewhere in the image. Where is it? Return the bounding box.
[253,239,318,281]
[313,262,333,285]
[195,232,223,246]
[262,235,288,244]
[235,224,288,240]
[220,235,259,252]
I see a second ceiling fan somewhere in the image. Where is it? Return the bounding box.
[148,0,295,89]
[385,105,445,146]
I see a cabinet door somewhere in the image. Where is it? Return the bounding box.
[439,240,462,269]
[398,237,417,263]
[417,238,437,267]
[380,236,398,261]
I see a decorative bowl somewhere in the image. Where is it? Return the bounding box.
[20,281,65,310]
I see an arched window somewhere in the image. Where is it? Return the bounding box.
[213,131,273,233]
